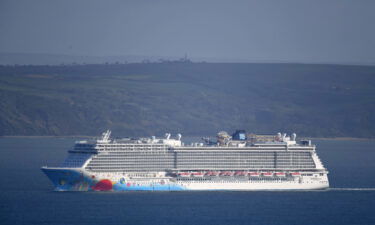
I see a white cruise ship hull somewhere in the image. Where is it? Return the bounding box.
[41,167,329,191]
[41,130,330,191]
[178,180,329,191]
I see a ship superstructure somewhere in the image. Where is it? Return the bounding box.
[41,130,329,191]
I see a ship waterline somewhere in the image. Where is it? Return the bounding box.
[41,130,329,191]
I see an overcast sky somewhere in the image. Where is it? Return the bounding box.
[1,0,375,64]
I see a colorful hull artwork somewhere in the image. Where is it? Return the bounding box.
[41,131,330,191]
[41,168,186,191]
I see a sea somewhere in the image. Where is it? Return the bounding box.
[0,137,374,225]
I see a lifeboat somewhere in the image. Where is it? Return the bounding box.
[191,172,204,177]
[290,172,301,177]
[219,171,233,176]
[275,172,286,177]
[226,171,234,176]
[178,172,191,177]
[234,171,246,176]
[206,171,218,176]
[211,171,219,176]
[248,172,260,177]
[262,172,273,177]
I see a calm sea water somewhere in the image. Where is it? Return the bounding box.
[0,137,375,225]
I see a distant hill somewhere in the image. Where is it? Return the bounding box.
[3,52,372,66]
[0,52,187,65]
[0,62,375,137]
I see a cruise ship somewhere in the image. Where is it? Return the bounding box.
[41,130,329,191]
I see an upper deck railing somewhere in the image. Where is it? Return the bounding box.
[68,130,316,153]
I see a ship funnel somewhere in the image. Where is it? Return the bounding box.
[165,133,171,140]
[177,133,182,141]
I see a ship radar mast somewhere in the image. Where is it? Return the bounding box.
[98,130,111,143]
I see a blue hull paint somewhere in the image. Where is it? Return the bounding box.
[41,168,93,191]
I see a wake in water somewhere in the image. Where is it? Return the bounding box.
[329,188,375,191]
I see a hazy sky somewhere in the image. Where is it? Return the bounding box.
[1,0,375,63]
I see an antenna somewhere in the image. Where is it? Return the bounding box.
[100,130,111,143]
[165,133,171,140]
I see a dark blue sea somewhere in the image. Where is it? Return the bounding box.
[0,138,375,225]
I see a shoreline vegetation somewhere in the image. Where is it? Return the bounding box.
[1,63,375,138]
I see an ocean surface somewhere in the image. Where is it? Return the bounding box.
[0,137,375,225]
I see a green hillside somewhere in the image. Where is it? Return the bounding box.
[1,62,375,137]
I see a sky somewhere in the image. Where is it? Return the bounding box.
[0,0,375,64]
